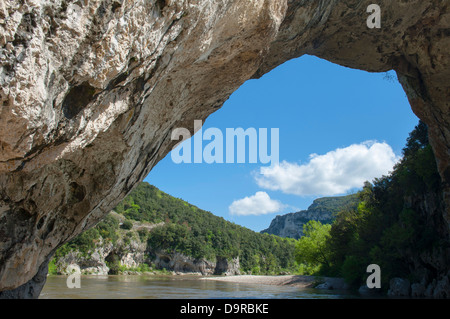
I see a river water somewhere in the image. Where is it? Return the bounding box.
[39,275,359,299]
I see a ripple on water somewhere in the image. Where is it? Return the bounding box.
[39,275,359,299]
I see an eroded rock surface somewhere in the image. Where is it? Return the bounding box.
[155,252,240,276]
[0,0,449,297]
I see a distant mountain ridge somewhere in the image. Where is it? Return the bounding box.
[261,194,359,239]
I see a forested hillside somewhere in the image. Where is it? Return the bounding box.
[51,182,299,275]
[116,182,299,273]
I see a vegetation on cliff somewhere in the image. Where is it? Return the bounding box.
[51,183,299,275]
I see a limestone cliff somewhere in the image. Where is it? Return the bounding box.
[51,212,240,277]
[154,252,240,276]
[0,0,449,297]
[261,194,358,239]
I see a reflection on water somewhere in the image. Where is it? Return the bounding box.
[40,275,359,299]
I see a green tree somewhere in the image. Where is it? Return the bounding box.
[323,121,445,290]
[295,220,332,271]
[121,220,133,230]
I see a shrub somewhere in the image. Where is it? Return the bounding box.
[121,220,133,230]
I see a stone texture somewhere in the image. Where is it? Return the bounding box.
[315,278,349,291]
[51,213,241,277]
[388,278,411,297]
[56,243,113,276]
[155,252,240,276]
[0,0,449,298]
[358,285,382,297]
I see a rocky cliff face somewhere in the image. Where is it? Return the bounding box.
[261,195,358,239]
[56,242,113,276]
[55,245,241,277]
[52,215,240,277]
[262,211,332,240]
[0,0,449,297]
[155,252,240,276]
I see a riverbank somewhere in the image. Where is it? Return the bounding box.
[202,275,349,290]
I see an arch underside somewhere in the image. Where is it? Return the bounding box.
[0,0,448,297]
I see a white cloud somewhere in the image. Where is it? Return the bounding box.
[255,141,400,196]
[229,192,285,216]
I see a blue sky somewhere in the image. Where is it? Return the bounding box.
[144,55,419,232]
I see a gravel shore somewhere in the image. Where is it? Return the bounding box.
[202,275,351,291]
[202,275,319,288]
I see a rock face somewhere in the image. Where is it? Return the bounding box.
[155,252,240,276]
[57,250,111,276]
[50,222,147,276]
[261,195,358,239]
[52,229,240,277]
[388,278,411,297]
[0,0,449,297]
[262,212,317,239]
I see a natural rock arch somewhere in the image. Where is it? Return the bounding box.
[0,0,448,297]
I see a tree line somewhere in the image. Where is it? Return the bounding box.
[295,121,446,291]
